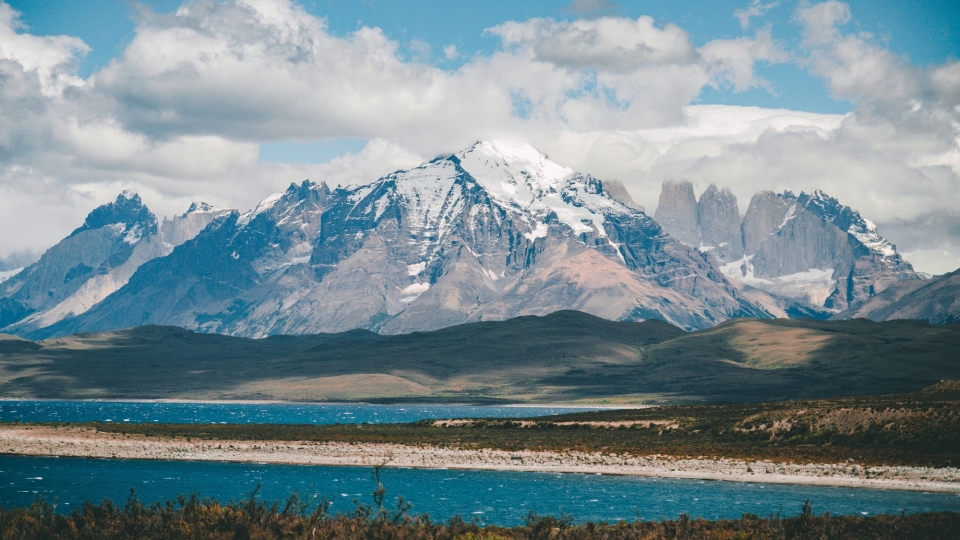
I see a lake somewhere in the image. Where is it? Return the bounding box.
[0,400,603,425]
[2,400,959,525]
[3,455,959,526]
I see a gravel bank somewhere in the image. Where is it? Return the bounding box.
[2,425,958,493]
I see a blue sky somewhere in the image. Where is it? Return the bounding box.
[1,0,959,272]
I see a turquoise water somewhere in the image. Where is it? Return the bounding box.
[0,400,601,425]
[3,455,959,526]
[3,401,959,525]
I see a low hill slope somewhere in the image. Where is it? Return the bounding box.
[837,269,960,324]
[0,311,957,403]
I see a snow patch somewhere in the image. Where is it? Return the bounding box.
[523,221,548,241]
[848,222,896,258]
[121,189,137,200]
[407,262,426,276]
[237,191,284,228]
[778,204,797,230]
[399,282,430,303]
[722,257,837,307]
[123,224,144,245]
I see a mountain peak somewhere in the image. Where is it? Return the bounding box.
[69,191,157,241]
[185,202,221,214]
[453,139,631,237]
[796,190,896,258]
[459,140,573,191]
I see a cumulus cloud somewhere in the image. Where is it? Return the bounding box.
[492,16,697,72]
[0,3,87,96]
[558,2,958,273]
[699,28,787,91]
[0,0,958,274]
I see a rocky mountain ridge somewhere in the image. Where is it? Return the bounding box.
[655,180,921,312]
[11,142,772,339]
[0,192,223,334]
[2,142,940,339]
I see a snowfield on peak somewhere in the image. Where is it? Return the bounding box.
[457,141,630,237]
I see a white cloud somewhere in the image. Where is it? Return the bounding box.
[699,28,788,91]
[0,0,958,275]
[0,3,87,96]
[442,44,459,60]
[491,16,697,72]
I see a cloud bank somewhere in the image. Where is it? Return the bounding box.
[0,0,957,273]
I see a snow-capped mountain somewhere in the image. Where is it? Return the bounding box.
[654,181,921,312]
[29,141,769,339]
[0,192,223,334]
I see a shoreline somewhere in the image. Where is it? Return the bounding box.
[2,425,958,494]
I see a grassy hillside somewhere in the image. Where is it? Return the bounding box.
[1,311,958,403]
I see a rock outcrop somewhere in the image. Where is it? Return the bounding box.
[697,184,744,263]
[653,182,921,313]
[654,180,700,247]
[736,190,920,310]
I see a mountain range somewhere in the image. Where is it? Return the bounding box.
[0,141,952,339]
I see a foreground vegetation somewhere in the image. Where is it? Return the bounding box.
[2,489,959,540]
[22,381,959,468]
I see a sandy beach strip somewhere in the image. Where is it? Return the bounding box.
[2,425,958,493]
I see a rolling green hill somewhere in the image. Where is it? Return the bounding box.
[1,311,958,403]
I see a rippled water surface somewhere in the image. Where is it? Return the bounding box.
[3,401,958,525]
[3,456,959,526]
[0,400,602,425]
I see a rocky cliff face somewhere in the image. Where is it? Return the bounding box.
[0,192,221,334]
[653,183,921,312]
[30,141,768,339]
[697,184,743,263]
[654,180,700,246]
[736,190,920,310]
